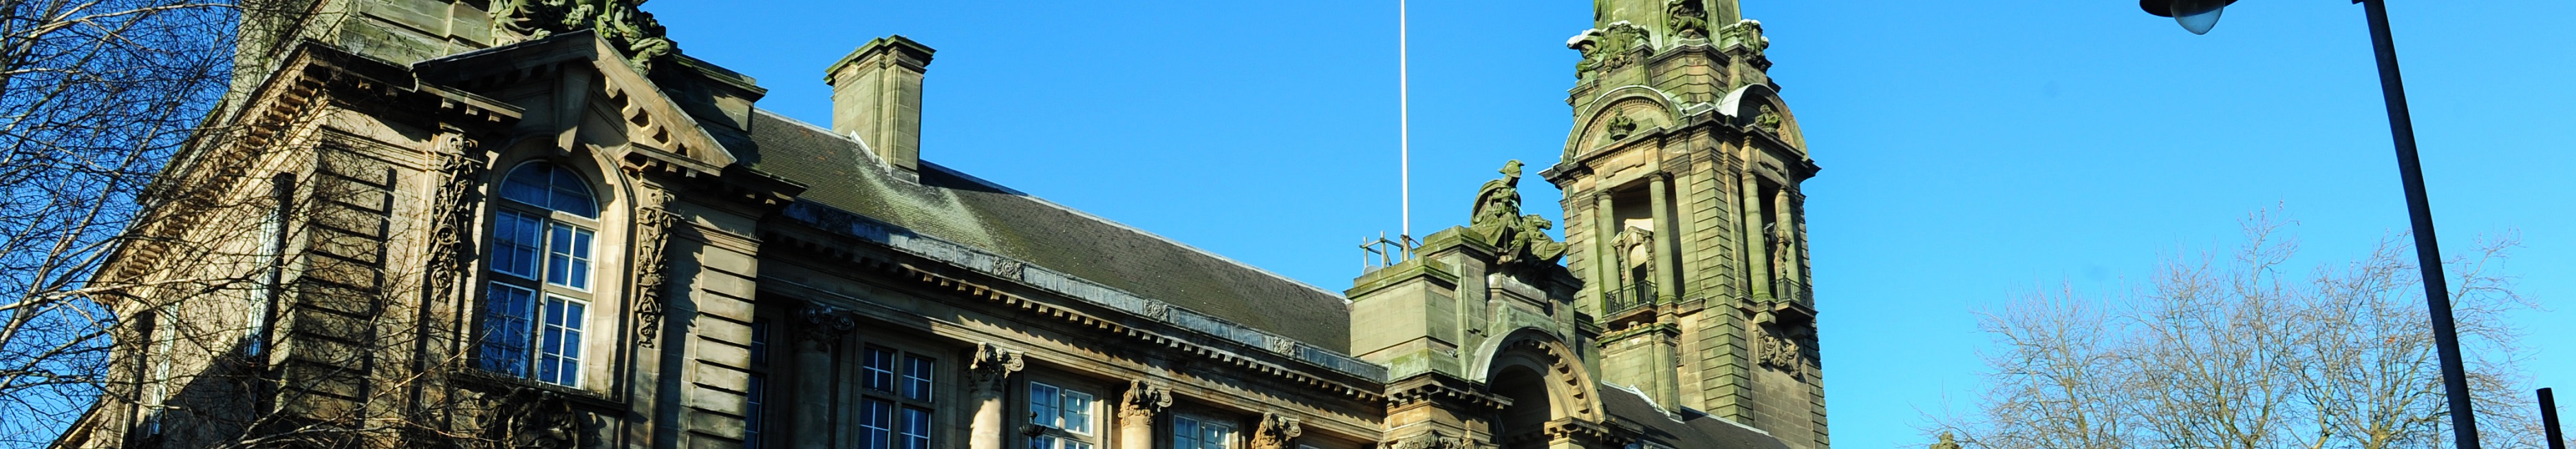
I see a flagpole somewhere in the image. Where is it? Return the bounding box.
[1399,0,1411,247]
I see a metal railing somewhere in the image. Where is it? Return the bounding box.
[1772,278,1811,306]
[1603,281,1656,316]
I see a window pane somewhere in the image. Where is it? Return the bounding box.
[537,297,585,387]
[544,222,594,289]
[1029,383,1059,427]
[1061,390,1093,435]
[749,320,769,368]
[493,211,541,279]
[502,165,550,207]
[1065,441,1092,449]
[864,348,895,392]
[476,284,535,376]
[746,373,766,449]
[903,356,934,401]
[1031,435,1055,449]
[1173,418,1199,449]
[900,406,932,449]
[862,399,894,449]
[550,167,597,218]
[1204,422,1234,449]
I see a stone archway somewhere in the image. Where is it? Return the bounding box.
[1479,330,1601,449]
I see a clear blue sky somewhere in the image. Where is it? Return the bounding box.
[650,1,2573,447]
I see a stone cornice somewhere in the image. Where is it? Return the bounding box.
[1382,373,1512,412]
[768,203,1388,401]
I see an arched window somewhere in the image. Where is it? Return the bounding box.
[477,162,600,387]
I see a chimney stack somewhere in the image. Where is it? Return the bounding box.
[826,35,935,176]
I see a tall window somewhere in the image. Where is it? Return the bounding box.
[860,346,936,449]
[1028,382,1097,449]
[745,320,773,449]
[1172,415,1236,449]
[477,163,599,387]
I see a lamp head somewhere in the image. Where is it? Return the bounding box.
[2140,0,2240,34]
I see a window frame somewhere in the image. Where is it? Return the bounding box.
[1025,379,1102,449]
[856,343,941,449]
[474,160,605,388]
[1169,413,1240,449]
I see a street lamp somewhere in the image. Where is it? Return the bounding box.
[2136,1,2482,448]
[2140,0,2239,34]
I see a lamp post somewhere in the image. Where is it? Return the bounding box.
[2138,1,2480,448]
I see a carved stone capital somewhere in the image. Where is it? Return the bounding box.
[1381,430,1473,449]
[1117,379,1172,419]
[1250,413,1303,449]
[966,343,1025,393]
[799,304,857,351]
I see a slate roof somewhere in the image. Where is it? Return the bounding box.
[1598,384,1792,449]
[731,109,1355,351]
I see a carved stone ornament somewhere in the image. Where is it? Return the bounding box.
[489,0,679,70]
[1753,104,1783,135]
[1605,114,1638,140]
[425,134,486,314]
[1250,413,1305,449]
[1568,21,1646,76]
[1931,432,1962,449]
[1717,19,1770,52]
[1466,160,1570,270]
[485,386,583,449]
[630,185,680,347]
[1118,379,1173,419]
[1667,0,1709,39]
[799,304,858,351]
[1382,430,1472,449]
[1757,325,1817,376]
[966,342,1026,393]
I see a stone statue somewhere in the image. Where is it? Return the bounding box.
[1468,160,1568,269]
[491,0,680,71]
[1931,432,1961,449]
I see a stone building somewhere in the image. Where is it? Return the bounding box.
[52,1,1821,449]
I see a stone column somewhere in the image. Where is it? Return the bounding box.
[1593,193,1618,306]
[1647,174,1680,304]
[1739,174,1770,300]
[1117,380,1172,449]
[966,343,1025,449]
[795,305,857,449]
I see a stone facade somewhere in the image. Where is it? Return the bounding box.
[55,1,1821,449]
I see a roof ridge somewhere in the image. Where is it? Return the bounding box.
[751,107,1347,302]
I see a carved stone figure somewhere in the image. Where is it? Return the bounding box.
[491,0,680,70]
[1668,0,1710,39]
[423,134,486,320]
[1568,21,1646,76]
[1931,432,1962,449]
[1250,413,1303,449]
[1754,104,1783,134]
[1466,160,1568,269]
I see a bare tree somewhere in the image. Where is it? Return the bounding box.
[1933,213,2549,449]
[0,0,244,446]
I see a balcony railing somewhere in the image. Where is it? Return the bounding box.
[1772,278,1811,306]
[1603,281,1656,316]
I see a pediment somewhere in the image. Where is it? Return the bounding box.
[1565,85,1684,160]
[415,30,736,176]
